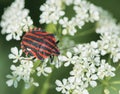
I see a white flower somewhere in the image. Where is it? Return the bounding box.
[55,79,70,94]
[110,48,120,62]
[21,16,33,32]
[7,56,34,88]
[39,0,64,24]
[104,88,110,94]
[85,73,98,87]
[119,90,120,94]
[90,41,98,49]
[25,78,39,89]
[5,0,120,92]
[59,52,78,67]
[6,73,20,88]
[59,17,69,28]
[20,60,34,81]
[36,63,52,76]
[97,40,108,56]
[52,57,62,68]
[8,47,22,63]
[97,60,115,79]
[64,0,73,5]
[96,8,120,63]
[40,0,99,36]
[89,4,99,22]
[60,37,75,50]
[10,60,34,82]
[0,0,33,41]
[59,17,77,35]
[72,88,89,94]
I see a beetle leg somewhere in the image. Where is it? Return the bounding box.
[56,40,59,44]
[50,55,54,63]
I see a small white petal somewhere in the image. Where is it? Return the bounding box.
[8,54,16,59]
[91,74,98,80]
[6,75,12,78]
[104,88,110,94]
[33,82,39,87]
[6,34,12,41]
[91,41,98,48]
[6,80,13,87]
[10,65,16,70]
[37,72,41,77]
[25,83,30,89]
[90,81,97,87]
[36,67,40,71]
[68,77,75,83]
[56,87,62,92]
[14,80,18,88]
[55,80,62,86]
[62,29,67,35]
[11,47,18,55]
[58,56,68,61]
[64,61,70,67]
[83,89,89,94]
[66,52,72,58]
[19,49,23,56]
[44,67,52,73]
[13,59,18,63]
[63,79,67,85]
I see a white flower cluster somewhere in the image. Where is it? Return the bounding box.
[55,8,120,94]
[6,40,75,89]
[0,0,33,41]
[3,0,120,93]
[40,0,99,35]
[6,47,52,88]
[96,8,120,63]
[57,43,115,94]
[39,0,65,24]
[36,59,52,77]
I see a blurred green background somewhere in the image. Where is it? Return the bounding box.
[0,0,120,94]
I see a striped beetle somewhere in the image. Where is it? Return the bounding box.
[21,28,60,62]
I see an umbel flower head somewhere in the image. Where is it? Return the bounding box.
[0,0,33,41]
[1,0,120,94]
[55,6,120,93]
[40,0,99,36]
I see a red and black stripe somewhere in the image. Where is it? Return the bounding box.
[23,35,58,54]
[21,28,60,60]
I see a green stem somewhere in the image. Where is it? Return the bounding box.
[74,27,95,37]
[102,80,109,86]
[110,86,117,91]
[88,84,103,91]
[39,76,50,94]
[33,60,41,69]
[98,79,110,88]
[114,62,120,74]
[21,86,35,94]
[116,63,120,70]
[38,66,54,94]
[111,81,120,84]
[107,55,112,65]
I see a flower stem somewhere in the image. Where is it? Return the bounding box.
[110,86,117,91]
[21,86,35,94]
[39,77,50,94]
[111,81,120,84]
[116,63,120,70]
[38,66,54,94]
[74,27,96,37]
